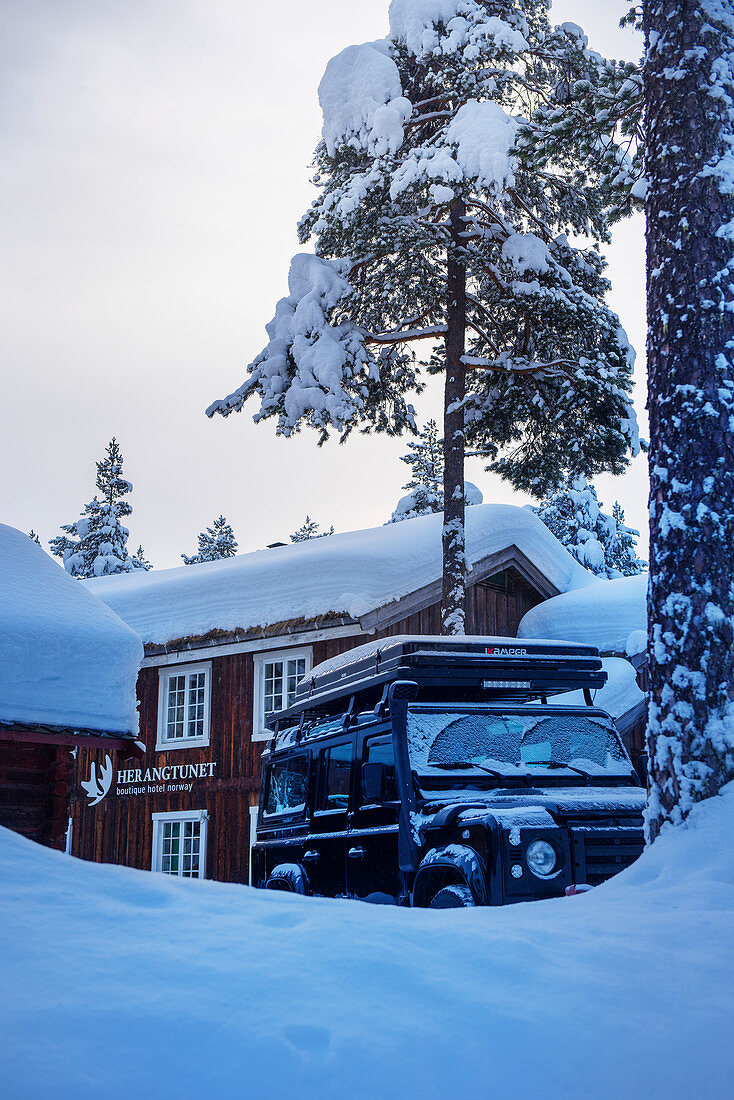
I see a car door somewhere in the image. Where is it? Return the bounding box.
[307,740,353,898]
[347,731,402,904]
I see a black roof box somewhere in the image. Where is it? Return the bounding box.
[269,635,606,728]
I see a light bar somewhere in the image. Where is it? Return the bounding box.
[482,680,532,690]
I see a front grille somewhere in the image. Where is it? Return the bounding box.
[570,823,644,886]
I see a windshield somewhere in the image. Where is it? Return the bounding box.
[406,706,630,777]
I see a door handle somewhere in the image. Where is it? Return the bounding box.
[348,847,366,860]
[302,850,320,863]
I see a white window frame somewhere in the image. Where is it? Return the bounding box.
[253,646,312,741]
[156,661,212,750]
[151,809,208,879]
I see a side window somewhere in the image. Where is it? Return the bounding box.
[264,755,310,817]
[364,734,398,801]
[317,743,353,812]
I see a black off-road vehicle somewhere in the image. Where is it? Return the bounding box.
[252,637,645,907]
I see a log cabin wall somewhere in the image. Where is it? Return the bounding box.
[0,741,71,850]
[70,567,545,881]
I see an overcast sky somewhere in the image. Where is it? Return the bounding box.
[0,0,647,569]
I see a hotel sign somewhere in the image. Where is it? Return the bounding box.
[82,756,218,806]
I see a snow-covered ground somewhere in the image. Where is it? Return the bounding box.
[3,786,734,1099]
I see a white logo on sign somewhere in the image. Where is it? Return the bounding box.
[82,755,113,806]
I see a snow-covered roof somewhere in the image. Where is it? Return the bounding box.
[517,573,647,656]
[85,504,592,648]
[0,525,143,735]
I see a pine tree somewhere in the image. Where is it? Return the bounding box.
[50,439,150,578]
[290,517,334,543]
[643,0,734,838]
[208,3,640,633]
[606,501,646,578]
[28,531,41,545]
[182,516,239,565]
[535,476,645,578]
[392,419,444,521]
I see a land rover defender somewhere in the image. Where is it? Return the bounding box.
[252,637,645,907]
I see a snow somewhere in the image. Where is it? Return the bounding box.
[446,100,519,192]
[85,504,593,647]
[0,524,142,734]
[518,573,647,655]
[501,231,551,275]
[318,43,411,157]
[3,782,734,1097]
[560,657,645,721]
[388,1,528,60]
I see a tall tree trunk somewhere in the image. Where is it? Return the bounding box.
[644,0,734,841]
[442,198,467,635]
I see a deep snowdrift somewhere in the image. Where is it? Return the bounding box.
[85,504,592,646]
[2,786,733,1099]
[0,524,142,733]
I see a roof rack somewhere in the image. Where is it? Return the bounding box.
[267,636,606,731]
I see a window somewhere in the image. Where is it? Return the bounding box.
[317,743,352,813]
[157,662,211,749]
[363,734,399,802]
[151,810,207,879]
[264,754,310,817]
[253,648,312,740]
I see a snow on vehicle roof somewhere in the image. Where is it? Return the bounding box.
[0,524,143,735]
[517,573,647,656]
[305,632,597,685]
[85,504,593,647]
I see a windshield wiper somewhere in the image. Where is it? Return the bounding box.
[441,759,506,780]
[530,759,592,781]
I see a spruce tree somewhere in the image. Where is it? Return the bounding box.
[182,516,239,565]
[392,418,444,521]
[28,531,41,545]
[208,3,640,631]
[290,517,334,543]
[643,0,734,838]
[51,439,150,577]
[535,476,645,578]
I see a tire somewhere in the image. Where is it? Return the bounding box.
[429,884,476,909]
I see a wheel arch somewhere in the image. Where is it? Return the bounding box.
[412,845,488,908]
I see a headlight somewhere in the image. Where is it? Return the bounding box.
[526,839,558,878]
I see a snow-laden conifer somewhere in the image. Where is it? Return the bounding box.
[208,1,641,630]
[182,516,238,565]
[28,531,41,545]
[535,476,645,578]
[389,417,483,521]
[50,439,150,578]
[290,517,334,542]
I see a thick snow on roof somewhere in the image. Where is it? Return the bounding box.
[518,573,647,655]
[0,525,142,734]
[3,784,734,1096]
[86,504,592,647]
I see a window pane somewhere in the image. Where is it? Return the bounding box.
[159,818,202,877]
[265,755,309,816]
[323,743,352,811]
[365,735,398,800]
[166,675,186,739]
[285,658,306,707]
[264,661,283,717]
[186,671,206,738]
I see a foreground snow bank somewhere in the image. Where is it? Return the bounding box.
[2,788,734,1099]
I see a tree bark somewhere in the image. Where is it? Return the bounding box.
[644,0,734,840]
[442,198,467,635]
